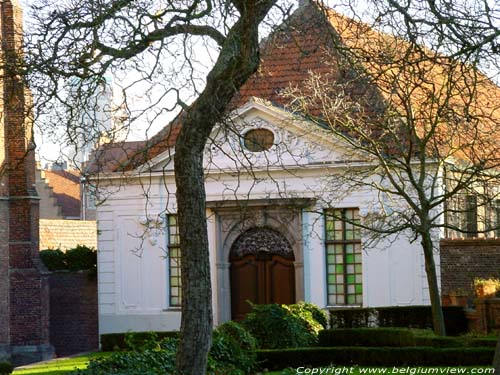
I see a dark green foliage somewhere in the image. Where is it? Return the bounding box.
[40,245,97,273]
[65,245,97,271]
[442,306,469,336]
[100,332,180,351]
[329,307,376,328]
[377,306,431,328]
[208,321,257,374]
[79,328,258,375]
[241,303,319,349]
[74,340,178,375]
[0,362,13,375]
[39,249,66,271]
[413,335,499,348]
[329,305,468,335]
[319,328,499,349]
[465,337,499,347]
[318,328,415,347]
[256,347,495,371]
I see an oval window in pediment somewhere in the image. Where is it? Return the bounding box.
[242,128,274,152]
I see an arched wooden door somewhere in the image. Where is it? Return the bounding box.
[230,227,295,321]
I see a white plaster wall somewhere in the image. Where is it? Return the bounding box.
[98,180,182,335]
[96,104,441,333]
[98,168,437,334]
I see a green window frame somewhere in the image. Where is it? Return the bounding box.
[167,215,182,307]
[325,208,362,306]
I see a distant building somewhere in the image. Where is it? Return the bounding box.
[36,166,81,220]
[67,75,128,170]
[35,164,97,250]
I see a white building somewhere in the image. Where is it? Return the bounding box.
[91,3,499,335]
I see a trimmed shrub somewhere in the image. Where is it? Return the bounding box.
[466,337,499,347]
[329,305,468,335]
[329,308,377,328]
[209,321,257,374]
[242,303,319,349]
[40,249,66,271]
[79,329,258,375]
[413,335,463,348]
[256,346,495,371]
[65,245,97,272]
[100,331,180,351]
[318,328,415,347]
[75,340,178,375]
[0,362,13,375]
[283,304,323,336]
[413,335,499,348]
[287,302,328,330]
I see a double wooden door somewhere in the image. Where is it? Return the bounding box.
[230,252,295,321]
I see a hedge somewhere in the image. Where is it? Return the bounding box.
[0,362,13,375]
[39,249,66,271]
[100,331,180,351]
[318,328,415,347]
[318,328,499,348]
[414,336,498,348]
[329,306,468,336]
[256,347,495,370]
[40,245,97,273]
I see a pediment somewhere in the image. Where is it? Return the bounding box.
[142,98,368,173]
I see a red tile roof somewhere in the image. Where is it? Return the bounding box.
[86,122,181,173]
[90,2,500,172]
[40,219,97,250]
[43,169,81,218]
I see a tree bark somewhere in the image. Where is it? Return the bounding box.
[173,1,275,374]
[421,231,446,336]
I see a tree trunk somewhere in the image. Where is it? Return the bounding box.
[421,231,446,336]
[174,145,212,374]
[173,1,276,373]
[493,338,500,372]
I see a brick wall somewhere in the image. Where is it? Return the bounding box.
[440,239,500,296]
[0,201,10,351]
[49,272,98,356]
[0,0,52,364]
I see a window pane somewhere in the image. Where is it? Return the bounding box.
[168,215,181,307]
[243,128,274,152]
[325,208,362,306]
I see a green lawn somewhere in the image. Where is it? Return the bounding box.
[13,354,494,375]
[13,352,112,375]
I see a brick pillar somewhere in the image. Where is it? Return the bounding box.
[0,0,53,365]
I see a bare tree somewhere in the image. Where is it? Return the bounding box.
[20,0,500,369]
[24,0,279,373]
[284,5,500,335]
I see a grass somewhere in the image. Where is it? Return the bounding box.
[11,349,496,375]
[13,352,112,375]
[264,367,496,375]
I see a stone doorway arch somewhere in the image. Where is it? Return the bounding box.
[229,227,295,321]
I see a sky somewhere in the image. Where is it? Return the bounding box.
[19,0,500,166]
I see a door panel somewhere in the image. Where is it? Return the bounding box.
[267,256,295,305]
[231,253,295,320]
[230,255,259,321]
